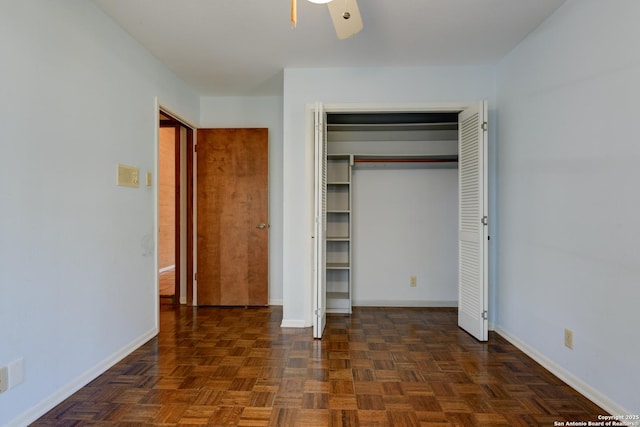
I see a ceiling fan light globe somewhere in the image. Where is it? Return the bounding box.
[308,0,333,3]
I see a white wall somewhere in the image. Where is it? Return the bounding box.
[0,1,199,425]
[495,0,640,413]
[352,167,458,306]
[199,96,284,304]
[282,67,496,327]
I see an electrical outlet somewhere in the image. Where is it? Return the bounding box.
[410,276,417,287]
[0,366,8,393]
[564,328,574,349]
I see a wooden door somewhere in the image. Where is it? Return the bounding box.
[196,128,269,306]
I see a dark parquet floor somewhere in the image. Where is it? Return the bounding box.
[32,306,606,426]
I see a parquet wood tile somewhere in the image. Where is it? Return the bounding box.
[33,306,609,426]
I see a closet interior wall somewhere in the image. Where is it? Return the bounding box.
[326,113,460,309]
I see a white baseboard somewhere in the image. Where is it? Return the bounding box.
[269,299,283,306]
[494,326,631,416]
[7,327,158,427]
[352,299,458,308]
[280,319,308,328]
[158,265,175,273]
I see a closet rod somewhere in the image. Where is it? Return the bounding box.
[354,157,458,163]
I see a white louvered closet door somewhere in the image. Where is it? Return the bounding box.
[458,101,488,341]
[313,102,328,339]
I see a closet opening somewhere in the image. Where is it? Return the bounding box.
[313,103,488,341]
[327,111,460,310]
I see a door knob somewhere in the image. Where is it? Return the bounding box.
[256,223,267,229]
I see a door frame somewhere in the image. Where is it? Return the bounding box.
[308,101,489,339]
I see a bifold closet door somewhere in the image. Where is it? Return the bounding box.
[458,102,489,341]
[313,103,327,339]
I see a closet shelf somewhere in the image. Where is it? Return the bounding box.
[327,291,350,300]
[352,155,458,169]
[325,147,353,315]
[327,122,458,132]
[354,155,458,163]
[327,262,350,269]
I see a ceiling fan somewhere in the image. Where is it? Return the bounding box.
[291,0,363,39]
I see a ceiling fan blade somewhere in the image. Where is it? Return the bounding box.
[327,0,363,40]
[291,0,297,28]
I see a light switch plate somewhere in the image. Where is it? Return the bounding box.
[117,164,139,188]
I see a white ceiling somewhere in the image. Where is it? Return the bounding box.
[92,0,566,96]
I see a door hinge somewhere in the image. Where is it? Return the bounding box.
[481,216,488,226]
[481,121,488,131]
[194,144,197,153]
[194,272,198,281]
[481,310,488,320]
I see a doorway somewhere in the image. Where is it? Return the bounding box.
[158,110,194,306]
[158,123,178,304]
